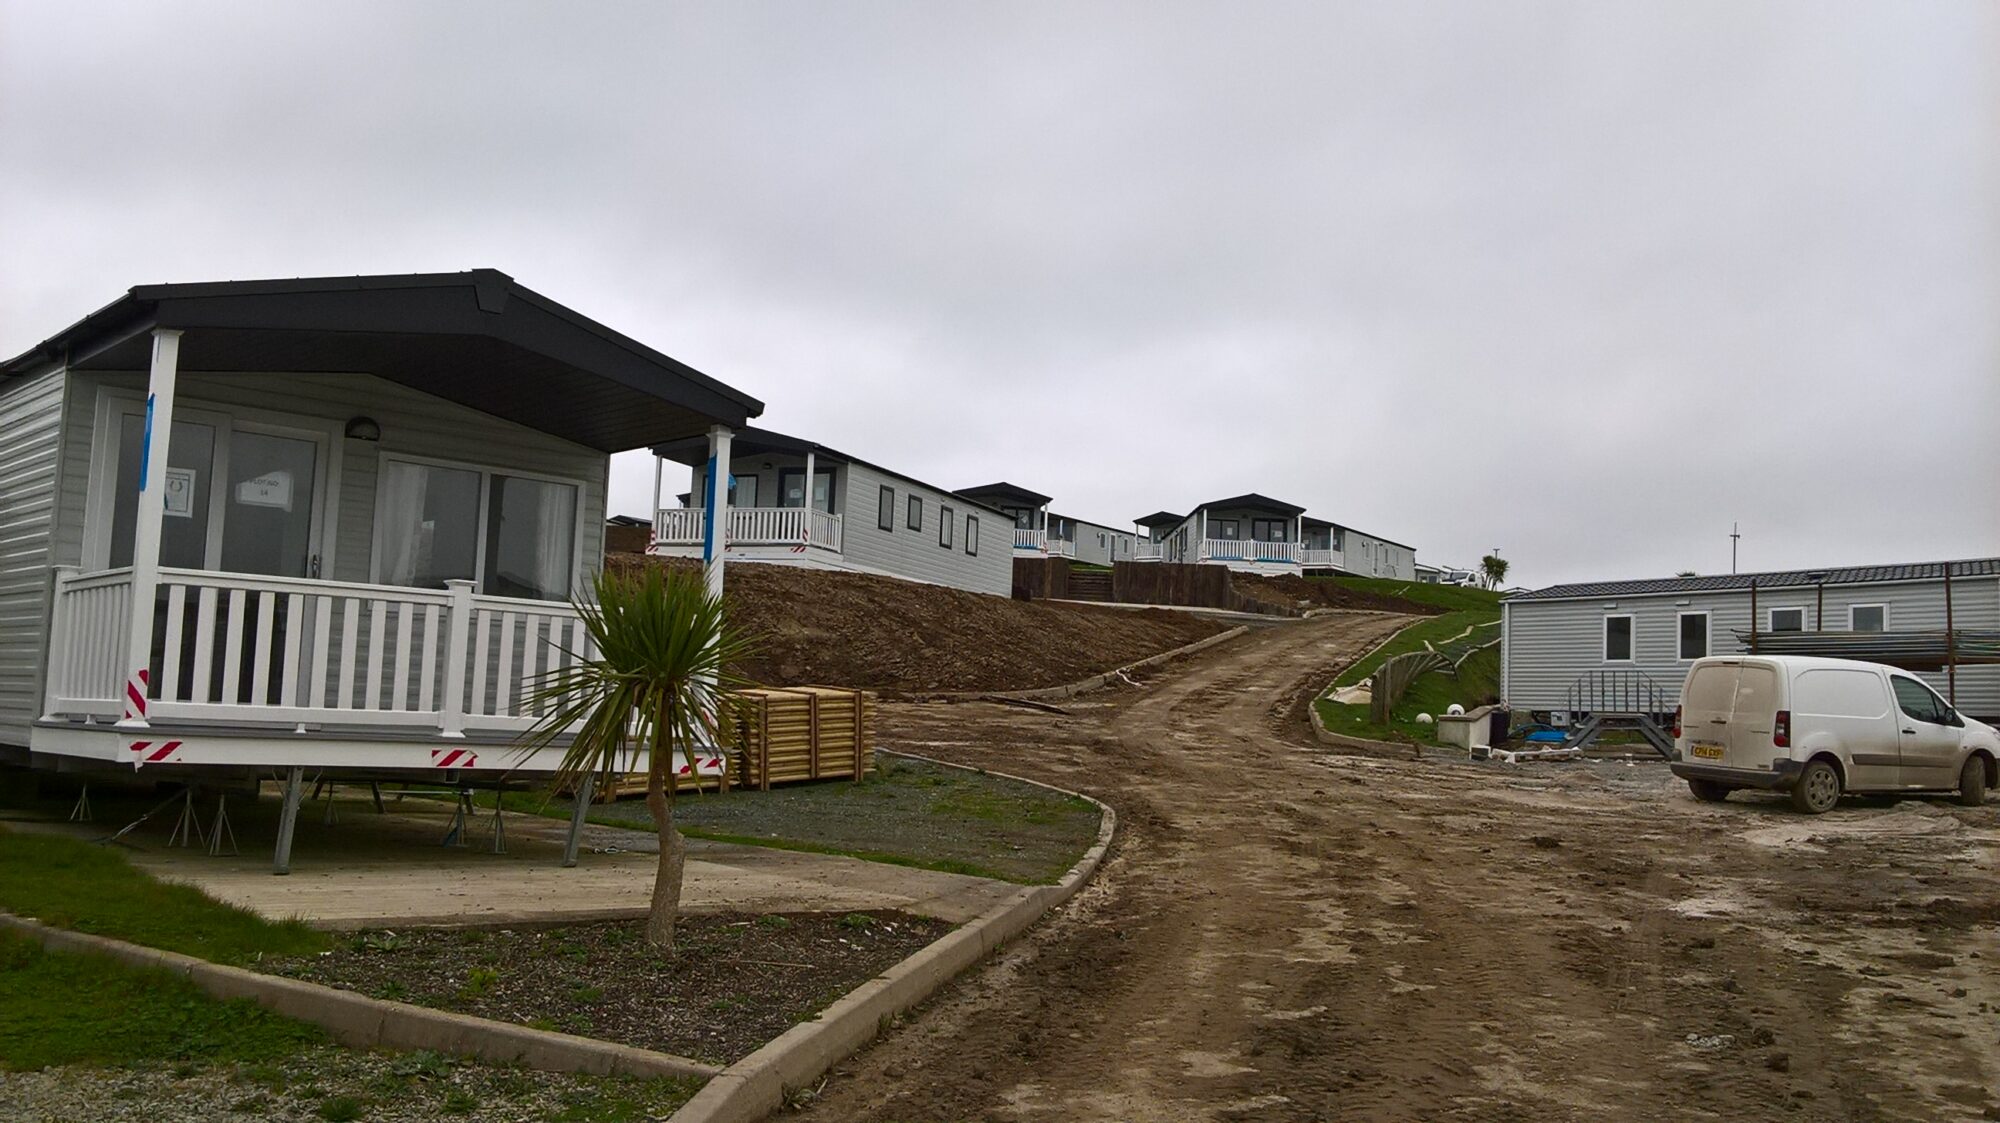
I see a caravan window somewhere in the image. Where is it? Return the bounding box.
[1603,615,1634,662]
[1851,604,1887,632]
[1769,607,1805,633]
[1678,612,1709,660]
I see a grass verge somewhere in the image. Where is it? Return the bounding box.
[1314,583,1503,744]
[0,929,324,1070]
[0,826,328,964]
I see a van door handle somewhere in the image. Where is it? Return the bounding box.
[1902,728,1915,735]
[1709,718,1728,725]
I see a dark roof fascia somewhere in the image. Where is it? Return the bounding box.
[656,427,1008,519]
[1134,511,1186,528]
[1504,558,2000,604]
[954,481,1054,508]
[1196,493,1308,518]
[3,271,765,427]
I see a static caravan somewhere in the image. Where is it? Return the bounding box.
[1052,514,1138,566]
[0,271,766,867]
[952,482,1137,566]
[650,428,1012,597]
[1133,493,1310,574]
[1502,559,2000,722]
[1337,526,1418,581]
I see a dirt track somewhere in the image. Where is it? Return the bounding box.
[790,610,2000,1122]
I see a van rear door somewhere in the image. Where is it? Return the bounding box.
[1726,661,1784,767]
[1681,661,1738,763]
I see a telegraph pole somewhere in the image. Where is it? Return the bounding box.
[1730,523,1740,574]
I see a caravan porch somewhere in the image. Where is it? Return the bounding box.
[41,566,591,773]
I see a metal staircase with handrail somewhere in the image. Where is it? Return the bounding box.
[1560,669,1677,758]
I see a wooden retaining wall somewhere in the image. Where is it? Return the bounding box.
[1110,562,1287,615]
[1012,557,1070,600]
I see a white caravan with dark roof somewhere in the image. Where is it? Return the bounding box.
[1668,655,1999,814]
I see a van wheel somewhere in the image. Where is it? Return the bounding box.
[1687,779,1733,803]
[1958,757,1989,807]
[1790,759,1842,815]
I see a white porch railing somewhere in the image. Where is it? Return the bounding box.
[1301,548,1341,567]
[1132,542,1167,561]
[652,507,843,553]
[1200,539,1302,564]
[44,567,594,736]
[1012,529,1077,558]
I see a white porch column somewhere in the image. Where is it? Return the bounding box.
[649,455,664,542]
[803,450,816,511]
[702,426,733,600]
[118,329,182,729]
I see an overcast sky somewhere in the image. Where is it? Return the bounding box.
[3,2,1994,587]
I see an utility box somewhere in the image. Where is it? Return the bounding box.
[1436,704,1498,751]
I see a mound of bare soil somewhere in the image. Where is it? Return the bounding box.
[1232,572,1444,616]
[604,555,1228,694]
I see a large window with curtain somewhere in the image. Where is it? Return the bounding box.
[375,456,580,601]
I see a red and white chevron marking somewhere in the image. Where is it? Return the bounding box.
[789,544,807,553]
[431,748,479,770]
[124,669,149,721]
[675,755,726,776]
[128,739,182,766]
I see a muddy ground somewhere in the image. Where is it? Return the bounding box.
[788,611,2000,1123]
[608,554,1229,693]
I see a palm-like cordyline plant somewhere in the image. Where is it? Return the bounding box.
[516,564,750,952]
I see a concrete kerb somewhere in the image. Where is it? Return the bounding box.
[0,913,717,1081]
[891,624,1250,704]
[667,752,1118,1123]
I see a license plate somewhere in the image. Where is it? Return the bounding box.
[1691,742,1725,760]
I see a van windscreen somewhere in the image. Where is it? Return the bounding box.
[1734,665,1780,719]
[1792,669,1888,719]
[1683,665,1737,714]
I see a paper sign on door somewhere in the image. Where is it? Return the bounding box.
[163,468,196,517]
[235,471,294,511]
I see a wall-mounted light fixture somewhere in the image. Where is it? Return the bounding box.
[345,416,381,442]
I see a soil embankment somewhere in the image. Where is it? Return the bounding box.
[604,555,1230,694]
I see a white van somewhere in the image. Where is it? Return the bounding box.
[1669,655,1999,814]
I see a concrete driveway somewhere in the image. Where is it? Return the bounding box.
[11,789,1014,929]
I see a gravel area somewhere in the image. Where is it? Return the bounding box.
[0,1045,698,1122]
[261,912,952,1064]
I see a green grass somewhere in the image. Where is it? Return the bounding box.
[1314,583,1503,744]
[1314,573,1502,613]
[0,929,325,1070]
[467,756,1101,885]
[0,827,329,964]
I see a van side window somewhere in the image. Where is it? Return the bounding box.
[1890,676,1944,724]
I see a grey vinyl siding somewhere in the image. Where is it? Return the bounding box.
[691,456,1009,595]
[0,367,68,746]
[1503,577,2000,719]
[1341,529,1415,580]
[57,371,608,587]
[1059,517,1135,565]
[838,462,1010,596]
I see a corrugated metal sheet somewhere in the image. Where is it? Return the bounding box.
[0,368,66,746]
